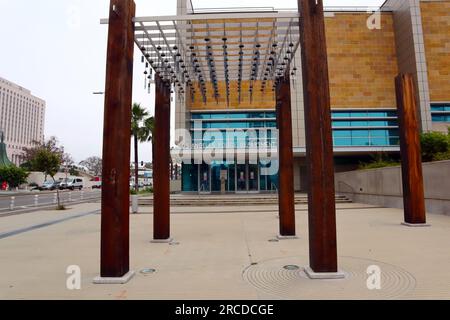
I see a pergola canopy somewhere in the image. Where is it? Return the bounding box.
[103,11,301,105]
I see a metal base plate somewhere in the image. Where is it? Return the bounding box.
[277,235,299,240]
[151,238,173,244]
[93,270,135,284]
[304,267,346,280]
[401,222,431,227]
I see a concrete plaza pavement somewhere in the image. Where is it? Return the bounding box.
[1,201,450,299]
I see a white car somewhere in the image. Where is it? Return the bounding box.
[63,178,84,191]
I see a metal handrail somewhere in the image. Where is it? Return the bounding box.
[0,189,100,199]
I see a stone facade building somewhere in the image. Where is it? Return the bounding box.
[173,0,450,193]
[0,76,46,165]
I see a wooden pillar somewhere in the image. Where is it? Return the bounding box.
[276,74,296,237]
[298,0,339,273]
[395,74,427,225]
[153,74,171,240]
[100,0,135,278]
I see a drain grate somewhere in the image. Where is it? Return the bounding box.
[283,265,300,271]
[140,268,156,275]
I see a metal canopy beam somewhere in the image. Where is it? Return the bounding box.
[102,10,301,105]
[101,12,300,24]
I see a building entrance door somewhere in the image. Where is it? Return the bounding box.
[248,164,259,193]
[199,163,211,194]
[211,163,224,193]
[236,164,247,193]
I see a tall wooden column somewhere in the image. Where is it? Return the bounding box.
[276,74,296,237]
[153,74,171,240]
[298,0,339,274]
[100,0,135,278]
[395,74,427,225]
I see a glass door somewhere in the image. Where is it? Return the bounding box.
[199,163,211,194]
[248,164,259,193]
[211,162,223,193]
[236,164,247,192]
[228,163,236,193]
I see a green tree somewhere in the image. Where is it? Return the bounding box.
[69,166,80,176]
[142,116,155,143]
[142,116,155,168]
[131,103,150,193]
[0,166,29,190]
[23,136,65,163]
[32,148,61,181]
[31,148,64,209]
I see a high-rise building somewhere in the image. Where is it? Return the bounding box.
[0,76,46,165]
[165,0,450,194]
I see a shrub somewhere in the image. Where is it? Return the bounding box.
[359,159,400,170]
[420,131,450,162]
[0,166,29,189]
[358,153,400,170]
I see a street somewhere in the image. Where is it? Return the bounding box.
[0,189,101,213]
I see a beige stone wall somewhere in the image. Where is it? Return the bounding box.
[421,1,450,102]
[325,13,399,108]
[187,80,275,111]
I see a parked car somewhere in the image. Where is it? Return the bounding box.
[92,181,102,189]
[38,181,60,191]
[60,178,84,191]
[29,182,39,191]
[67,178,84,190]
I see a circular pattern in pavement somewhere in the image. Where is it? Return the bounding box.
[243,256,416,300]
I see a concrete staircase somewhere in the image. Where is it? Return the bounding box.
[138,194,352,207]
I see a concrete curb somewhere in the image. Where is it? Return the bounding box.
[0,198,101,217]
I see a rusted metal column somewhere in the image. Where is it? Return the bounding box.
[298,0,339,274]
[276,74,296,237]
[153,74,171,240]
[395,74,427,225]
[100,0,135,278]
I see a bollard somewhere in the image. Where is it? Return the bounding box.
[131,195,139,214]
[53,193,57,204]
[80,191,84,201]
[34,195,39,207]
[10,197,15,210]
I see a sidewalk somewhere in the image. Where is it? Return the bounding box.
[1,202,450,299]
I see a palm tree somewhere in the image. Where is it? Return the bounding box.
[131,103,149,193]
[142,116,155,176]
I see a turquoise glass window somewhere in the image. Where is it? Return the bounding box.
[431,104,450,123]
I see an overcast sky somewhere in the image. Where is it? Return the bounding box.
[0,0,385,163]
